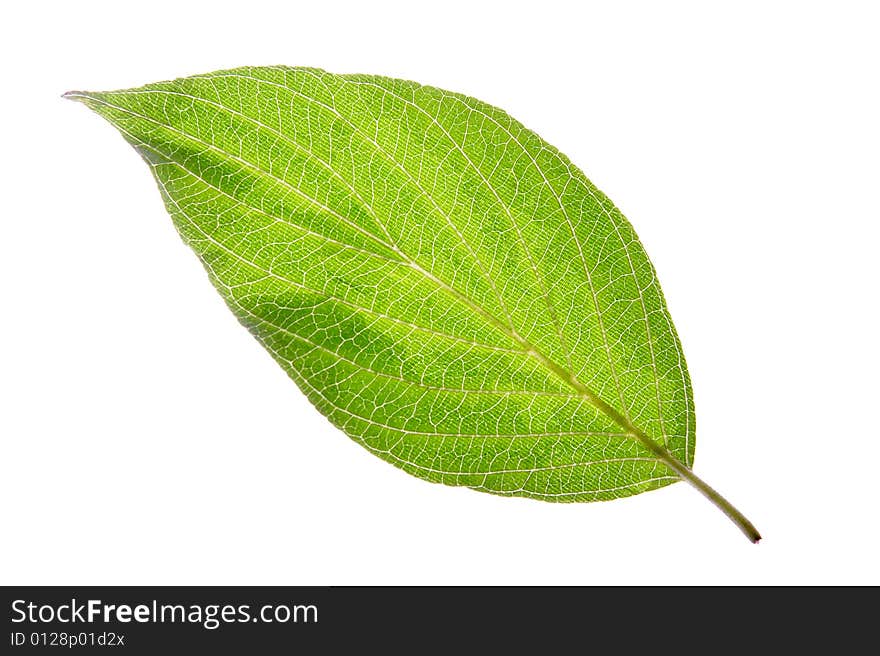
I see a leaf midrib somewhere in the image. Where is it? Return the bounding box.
[77,89,673,466]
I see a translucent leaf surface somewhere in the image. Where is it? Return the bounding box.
[68,67,758,540]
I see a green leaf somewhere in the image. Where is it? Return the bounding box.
[66,66,759,541]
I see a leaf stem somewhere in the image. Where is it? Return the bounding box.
[641,442,762,543]
[526,347,761,542]
[594,397,761,543]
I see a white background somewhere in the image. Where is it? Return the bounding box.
[2,1,878,585]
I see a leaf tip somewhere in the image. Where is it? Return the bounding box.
[62,90,105,106]
[62,90,87,102]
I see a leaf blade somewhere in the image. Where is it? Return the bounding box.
[70,67,696,503]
